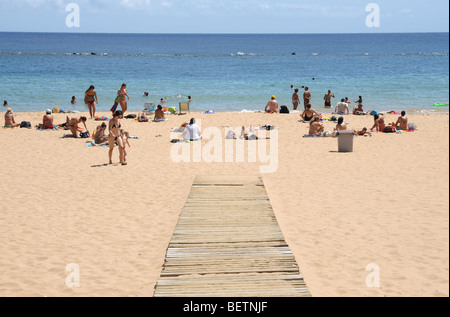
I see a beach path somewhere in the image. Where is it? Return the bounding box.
[153,175,311,297]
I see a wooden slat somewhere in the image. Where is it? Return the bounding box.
[153,175,311,297]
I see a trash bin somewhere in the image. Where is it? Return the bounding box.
[337,131,355,152]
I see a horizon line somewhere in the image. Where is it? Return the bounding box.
[1,31,448,35]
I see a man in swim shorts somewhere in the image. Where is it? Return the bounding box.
[395,111,409,130]
[324,90,335,108]
[303,87,312,110]
[265,96,279,114]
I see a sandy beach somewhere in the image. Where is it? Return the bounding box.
[0,110,448,297]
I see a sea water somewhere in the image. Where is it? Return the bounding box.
[0,32,448,113]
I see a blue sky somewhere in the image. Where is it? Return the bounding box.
[0,0,448,33]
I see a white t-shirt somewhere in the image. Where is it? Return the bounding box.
[336,102,349,113]
[183,124,201,140]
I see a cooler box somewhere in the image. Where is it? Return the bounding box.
[337,131,355,152]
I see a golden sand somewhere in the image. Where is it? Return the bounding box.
[0,111,448,297]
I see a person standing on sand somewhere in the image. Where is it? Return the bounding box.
[303,87,312,110]
[292,89,300,110]
[108,110,127,166]
[118,83,130,114]
[324,90,335,108]
[85,85,98,119]
[265,95,279,113]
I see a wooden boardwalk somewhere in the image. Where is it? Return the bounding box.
[153,175,311,297]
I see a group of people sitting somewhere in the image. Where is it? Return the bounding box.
[137,105,167,123]
[306,111,410,137]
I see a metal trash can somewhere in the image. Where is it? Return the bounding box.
[337,131,355,152]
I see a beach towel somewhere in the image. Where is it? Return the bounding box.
[110,94,121,113]
[152,118,168,122]
[303,134,326,138]
[95,116,109,121]
[85,143,110,147]
[36,127,60,131]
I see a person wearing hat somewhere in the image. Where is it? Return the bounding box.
[41,109,54,129]
[265,95,279,114]
[4,108,20,128]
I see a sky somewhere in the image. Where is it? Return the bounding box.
[0,0,448,33]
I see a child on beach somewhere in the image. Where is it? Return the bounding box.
[120,129,131,163]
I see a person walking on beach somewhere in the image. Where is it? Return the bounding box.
[324,90,335,108]
[265,95,279,113]
[108,110,127,165]
[84,85,98,119]
[118,84,130,114]
[303,87,312,110]
[292,89,300,111]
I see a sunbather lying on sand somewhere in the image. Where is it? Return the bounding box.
[355,127,372,136]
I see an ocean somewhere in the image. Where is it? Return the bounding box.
[0,32,448,113]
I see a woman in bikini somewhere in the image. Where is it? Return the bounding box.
[65,116,88,138]
[118,83,130,114]
[108,110,126,165]
[292,89,300,111]
[371,114,386,132]
[4,108,20,128]
[300,104,319,122]
[84,85,98,119]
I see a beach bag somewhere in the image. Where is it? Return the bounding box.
[408,123,417,131]
[20,121,31,129]
[383,126,396,133]
[331,116,337,122]
[80,131,90,139]
[280,106,290,114]
[125,114,137,119]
